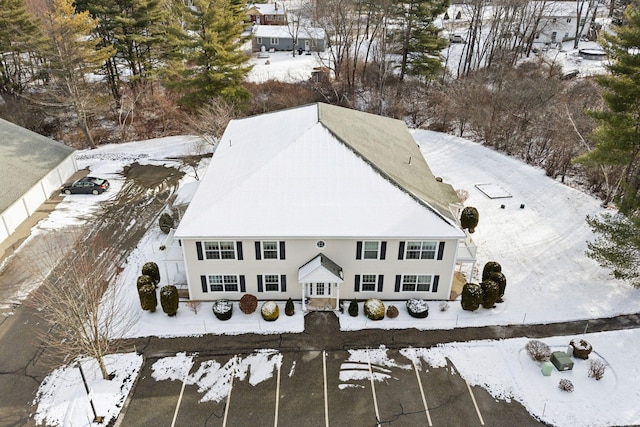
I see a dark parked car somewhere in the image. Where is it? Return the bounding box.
[61,177,110,195]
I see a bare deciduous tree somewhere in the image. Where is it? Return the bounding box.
[29,234,136,380]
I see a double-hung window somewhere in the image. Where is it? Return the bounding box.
[270,37,279,45]
[204,241,236,259]
[361,274,378,291]
[402,275,432,292]
[255,241,285,260]
[356,241,386,260]
[264,274,281,292]
[207,275,239,292]
[405,241,437,259]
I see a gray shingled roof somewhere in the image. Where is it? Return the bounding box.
[0,119,75,212]
[317,103,461,223]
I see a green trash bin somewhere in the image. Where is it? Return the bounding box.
[541,361,553,376]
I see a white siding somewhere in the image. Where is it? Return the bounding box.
[183,237,459,302]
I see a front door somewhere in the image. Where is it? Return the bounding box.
[309,282,331,297]
[304,40,310,51]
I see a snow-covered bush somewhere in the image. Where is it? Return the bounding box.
[386,305,399,318]
[558,378,574,392]
[439,302,449,312]
[213,299,233,321]
[461,283,482,311]
[588,359,606,380]
[364,299,385,320]
[159,212,174,234]
[488,271,507,302]
[136,274,154,291]
[261,301,279,321]
[285,298,295,316]
[142,262,160,286]
[481,280,500,308]
[460,206,479,233]
[406,299,429,318]
[240,294,258,314]
[482,261,502,281]
[348,299,359,317]
[138,283,157,312]
[160,285,178,316]
[525,340,551,362]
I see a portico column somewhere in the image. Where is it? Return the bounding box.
[301,282,306,311]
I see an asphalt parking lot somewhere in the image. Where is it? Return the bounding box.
[122,349,545,427]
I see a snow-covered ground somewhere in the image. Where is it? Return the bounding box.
[19,31,637,427]
[27,126,640,427]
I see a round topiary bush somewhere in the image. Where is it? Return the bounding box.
[348,299,359,317]
[261,301,279,321]
[364,299,385,320]
[406,299,430,318]
[212,299,233,320]
[137,274,154,291]
[480,280,500,308]
[386,305,399,319]
[460,206,479,233]
[488,271,507,302]
[239,294,258,314]
[285,298,295,316]
[482,261,502,281]
[160,285,178,316]
[142,262,160,287]
[159,212,174,234]
[138,283,157,312]
[461,282,483,311]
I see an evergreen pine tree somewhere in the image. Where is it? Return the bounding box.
[171,0,251,109]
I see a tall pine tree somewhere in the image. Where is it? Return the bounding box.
[41,0,115,147]
[169,0,251,109]
[578,2,640,286]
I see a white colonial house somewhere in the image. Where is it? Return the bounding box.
[173,103,476,310]
[531,1,593,44]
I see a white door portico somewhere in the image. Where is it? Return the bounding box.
[298,254,343,311]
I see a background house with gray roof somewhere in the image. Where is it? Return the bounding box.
[0,119,77,252]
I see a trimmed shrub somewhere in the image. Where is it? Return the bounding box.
[160,285,179,316]
[570,338,593,359]
[588,359,606,380]
[261,301,279,321]
[142,262,160,287]
[240,294,258,314]
[138,283,157,312]
[186,300,202,314]
[488,271,507,302]
[364,299,385,320]
[285,298,295,316]
[558,379,574,392]
[439,302,450,312]
[213,299,233,320]
[406,299,429,318]
[525,340,551,362]
[386,305,399,319]
[159,212,174,234]
[348,299,359,317]
[482,261,502,281]
[460,206,479,233]
[137,275,154,291]
[461,282,483,311]
[480,280,500,308]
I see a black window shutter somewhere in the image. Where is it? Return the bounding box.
[380,242,387,260]
[236,242,244,260]
[196,241,204,260]
[437,242,445,260]
[240,275,246,292]
[377,275,384,292]
[354,275,360,292]
[257,275,263,292]
[281,275,287,292]
[200,275,208,292]
[398,242,405,260]
[395,275,401,292]
[279,241,286,260]
[432,275,440,292]
[255,241,262,260]
[356,241,362,259]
